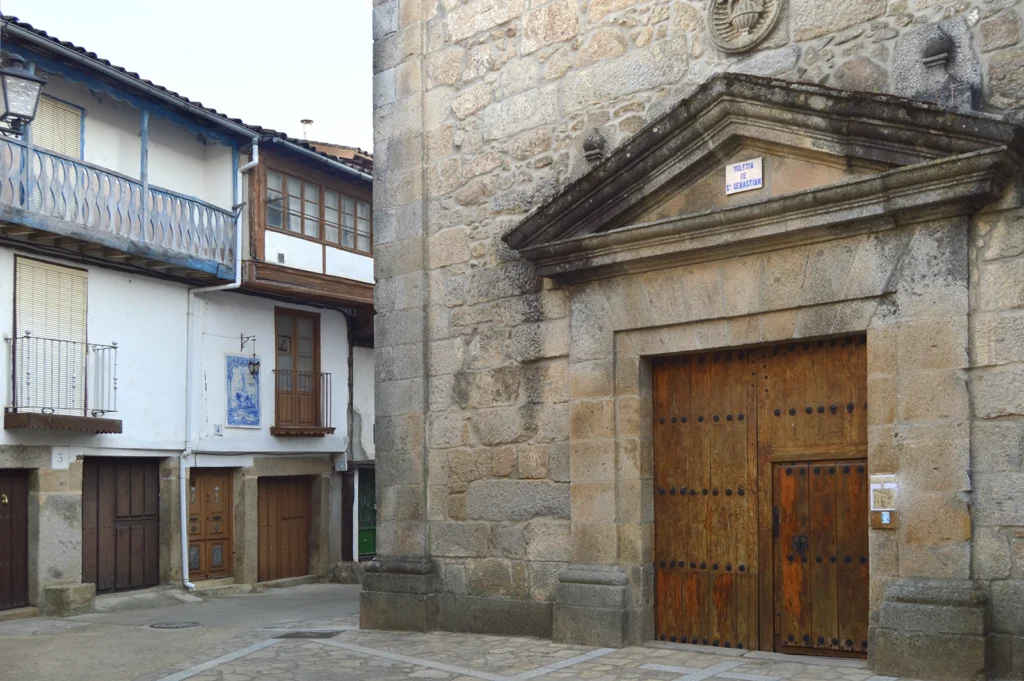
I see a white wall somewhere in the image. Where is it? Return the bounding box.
[352,346,375,462]
[265,231,322,273]
[262,232,375,285]
[0,248,187,452]
[37,76,141,180]
[149,115,233,209]
[30,71,234,210]
[326,247,374,284]
[0,248,350,459]
[194,291,350,455]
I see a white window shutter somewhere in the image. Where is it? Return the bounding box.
[32,95,83,159]
[14,258,88,414]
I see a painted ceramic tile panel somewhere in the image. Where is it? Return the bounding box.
[226,353,260,427]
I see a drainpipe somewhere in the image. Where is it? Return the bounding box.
[346,320,356,561]
[179,137,259,590]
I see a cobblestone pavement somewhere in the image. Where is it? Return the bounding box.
[138,617,926,681]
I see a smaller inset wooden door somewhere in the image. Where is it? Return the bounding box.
[258,476,311,581]
[0,470,29,610]
[188,469,233,580]
[773,460,869,655]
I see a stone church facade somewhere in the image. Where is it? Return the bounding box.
[365,1,1024,679]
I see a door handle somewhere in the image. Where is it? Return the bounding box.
[792,535,809,554]
[1,493,7,505]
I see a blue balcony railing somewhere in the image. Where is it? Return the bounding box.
[0,136,234,275]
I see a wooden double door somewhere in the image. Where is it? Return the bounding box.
[0,471,29,610]
[653,336,868,656]
[82,458,160,594]
[188,469,233,580]
[257,476,311,582]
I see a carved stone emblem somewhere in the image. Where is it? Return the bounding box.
[707,0,782,54]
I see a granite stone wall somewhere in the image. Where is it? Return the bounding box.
[369,0,1024,676]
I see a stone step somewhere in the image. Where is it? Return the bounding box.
[0,606,39,622]
[257,574,321,591]
[191,578,252,597]
[93,585,194,613]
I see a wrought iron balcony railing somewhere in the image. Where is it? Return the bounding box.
[272,370,334,436]
[0,137,234,275]
[6,333,118,418]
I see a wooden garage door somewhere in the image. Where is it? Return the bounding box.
[82,458,160,594]
[654,336,868,656]
[257,476,311,582]
[0,470,29,610]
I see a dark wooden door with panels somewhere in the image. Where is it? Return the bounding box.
[188,469,233,580]
[653,336,869,657]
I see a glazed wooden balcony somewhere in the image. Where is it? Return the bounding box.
[0,137,235,280]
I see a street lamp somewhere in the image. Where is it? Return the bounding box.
[0,54,46,134]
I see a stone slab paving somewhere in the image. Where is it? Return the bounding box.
[139,623,927,681]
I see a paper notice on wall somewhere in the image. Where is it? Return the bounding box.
[869,474,897,511]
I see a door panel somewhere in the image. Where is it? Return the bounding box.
[836,462,869,653]
[188,469,233,581]
[258,476,311,582]
[654,351,758,650]
[655,336,868,657]
[0,471,29,610]
[82,458,159,594]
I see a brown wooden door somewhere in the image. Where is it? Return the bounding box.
[0,470,29,610]
[257,476,311,582]
[188,469,233,580]
[654,351,758,650]
[82,458,160,593]
[772,460,868,655]
[654,336,868,656]
[757,336,868,656]
[275,310,320,428]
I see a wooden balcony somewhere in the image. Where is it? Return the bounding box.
[0,137,235,280]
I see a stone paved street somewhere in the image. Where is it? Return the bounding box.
[135,626,927,681]
[0,584,929,681]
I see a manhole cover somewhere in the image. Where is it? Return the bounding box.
[150,622,200,630]
[275,630,339,639]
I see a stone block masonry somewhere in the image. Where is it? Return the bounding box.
[367,0,1024,678]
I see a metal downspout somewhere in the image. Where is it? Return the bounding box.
[180,138,259,590]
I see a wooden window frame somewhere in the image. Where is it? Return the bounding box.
[263,164,373,256]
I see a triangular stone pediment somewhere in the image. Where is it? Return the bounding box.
[504,74,1024,282]
[631,142,890,227]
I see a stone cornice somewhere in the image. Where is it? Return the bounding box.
[519,147,1016,282]
[504,74,1024,269]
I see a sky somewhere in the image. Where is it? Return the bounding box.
[6,0,375,151]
